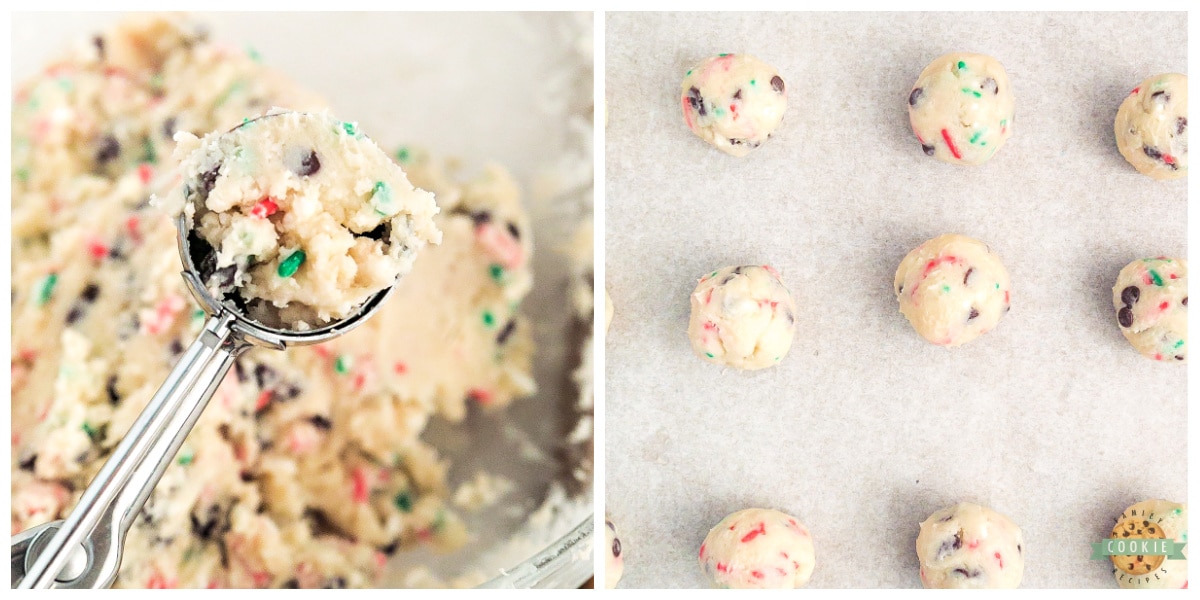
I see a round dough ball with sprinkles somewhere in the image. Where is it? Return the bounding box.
[916,502,1025,589]
[1112,257,1187,362]
[161,108,441,331]
[680,53,787,157]
[1114,73,1188,180]
[687,265,796,370]
[605,518,625,589]
[698,508,815,589]
[1111,499,1187,589]
[894,234,1011,347]
[908,52,1015,166]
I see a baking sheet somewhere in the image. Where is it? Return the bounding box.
[11,11,594,586]
[603,11,1186,588]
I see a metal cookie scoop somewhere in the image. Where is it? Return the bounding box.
[12,114,399,589]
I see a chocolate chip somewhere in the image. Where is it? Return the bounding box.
[1143,145,1162,159]
[728,138,743,145]
[18,453,37,471]
[292,150,321,177]
[909,88,924,107]
[1178,117,1187,135]
[162,117,177,139]
[95,135,121,164]
[968,307,979,320]
[1118,306,1134,328]
[1182,297,1187,306]
[687,86,706,116]
[936,531,963,560]
[106,375,120,404]
[1175,355,1184,360]
[197,165,221,201]
[253,363,276,388]
[93,35,105,59]
[239,471,254,482]
[496,319,517,345]
[733,89,742,100]
[963,267,975,286]
[380,541,400,555]
[471,211,492,226]
[980,77,997,94]
[770,75,785,94]
[612,537,622,557]
[1017,544,1022,554]
[234,360,247,382]
[1121,285,1140,306]
[190,502,229,541]
[282,579,299,589]
[326,577,347,589]
[732,267,744,275]
[360,221,392,243]
[275,382,302,401]
[211,264,237,292]
[506,221,520,240]
[921,143,936,156]
[66,305,85,325]
[310,415,333,430]
[80,283,100,302]
[951,568,980,578]
[1151,90,1170,104]
[169,339,184,356]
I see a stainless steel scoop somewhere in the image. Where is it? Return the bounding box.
[11,113,398,588]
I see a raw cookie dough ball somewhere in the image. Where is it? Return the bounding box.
[1114,73,1188,180]
[605,518,625,589]
[1112,257,1187,362]
[165,108,441,330]
[680,54,787,157]
[916,502,1025,589]
[1111,499,1188,589]
[698,508,815,589]
[908,53,1015,165]
[894,234,1011,346]
[687,265,796,370]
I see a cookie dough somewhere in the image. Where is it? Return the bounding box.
[1111,499,1188,589]
[916,502,1025,589]
[894,234,1011,346]
[908,53,1015,165]
[163,109,441,330]
[687,265,796,370]
[698,508,815,589]
[680,54,786,157]
[11,14,535,588]
[1114,73,1188,180]
[1112,257,1187,362]
[605,518,624,589]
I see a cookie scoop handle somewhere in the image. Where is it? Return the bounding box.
[14,312,250,589]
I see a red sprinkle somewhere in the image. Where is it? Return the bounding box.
[995,551,1004,569]
[393,362,408,375]
[351,467,370,503]
[1160,301,1170,310]
[86,239,109,260]
[751,570,764,579]
[941,128,962,159]
[137,163,153,185]
[251,197,278,218]
[740,522,766,543]
[251,571,270,588]
[1131,87,1141,95]
[716,562,728,573]
[469,388,494,405]
[682,95,694,130]
[703,322,717,331]
[254,390,272,412]
[699,543,706,558]
[968,540,980,550]
[126,215,142,244]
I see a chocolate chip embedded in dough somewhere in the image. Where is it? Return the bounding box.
[1121,285,1140,306]
[688,86,706,116]
[95,135,121,164]
[980,77,998,94]
[968,307,980,321]
[770,75,785,94]
[1118,306,1134,328]
[921,143,936,156]
[1177,117,1187,135]
[909,87,924,106]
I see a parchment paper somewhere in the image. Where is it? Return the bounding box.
[604,11,1186,589]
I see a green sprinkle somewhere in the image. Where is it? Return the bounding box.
[775,356,781,361]
[749,79,756,86]
[714,108,725,117]
[16,168,29,182]
[488,263,505,283]
[687,70,693,76]
[340,121,359,136]
[334,354,352,374]
[278,250,306,278]
[1000,119,1008,128]
[711,271,718,277]
[81,422,97,439]
[141,138,157,164]
[394,491,413,512]
[1175,508,1183,515]
[995,283,1000,289]
[1175,340,1185,348]
[396,146,411,163]
[969,130,984,144]
[1149,270,1164,286]
[482,310,496,328]
[241,116,251,127]
[177,452,194,466]
[192,308,207,323]
[962,87,982,98]
[705,352,715,358]
[718,53,729,57]
[942,284,951,293]
[957,60,967,70]
[37,273,58,305]
[246,45,262,62]
[370,181,393,216]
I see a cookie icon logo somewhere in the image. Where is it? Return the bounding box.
[1109,517,1167,575]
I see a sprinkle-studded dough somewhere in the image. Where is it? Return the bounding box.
[605,518,624,589]
[11,14,535,588]
[687,265,796,370]
[680,54,787,157]
[1112,257,1187,362]
[1111,499,1188,589]
[916,502,1025,589]
[162,109,441,330]
[698,508,815,589]
[894,234,1011,347]
[1114,73,1188,180]
[908,53,1015,166]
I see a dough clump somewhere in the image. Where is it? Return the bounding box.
[687,265,796,370]
[698,507,815,589]
[680,54,786,157]
[1114,73,1188,180]
[908,52,1014,165]
[916,502,1024,589]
